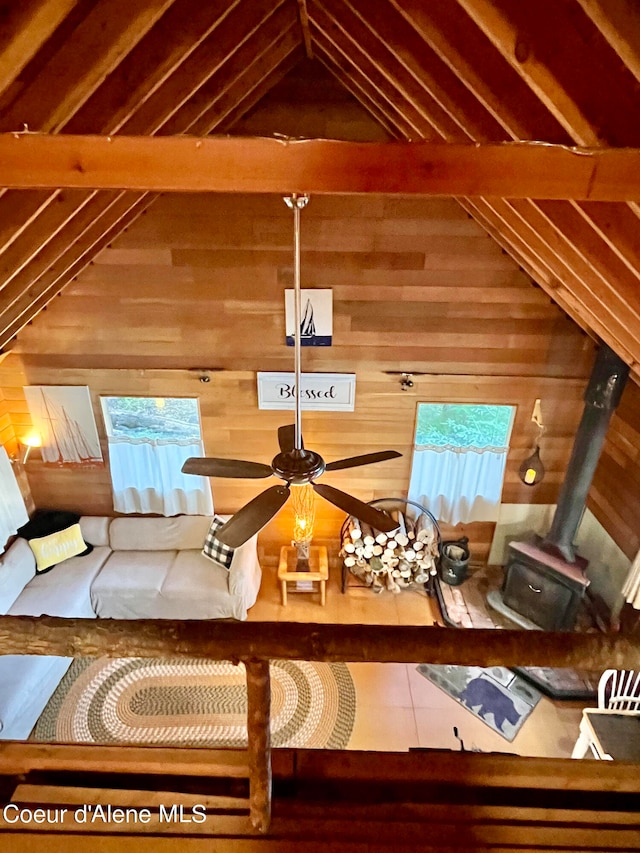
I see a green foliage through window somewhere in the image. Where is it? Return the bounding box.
[415,403,514,450]
[101,397,202,441]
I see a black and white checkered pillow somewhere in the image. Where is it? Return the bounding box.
[202,516,235,570]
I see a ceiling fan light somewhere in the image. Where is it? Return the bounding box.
[291,483,315,544]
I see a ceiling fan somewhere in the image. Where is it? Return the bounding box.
[182,194,402,547]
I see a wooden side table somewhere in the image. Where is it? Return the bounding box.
[278,545,328,606]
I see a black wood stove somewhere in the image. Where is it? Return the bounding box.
[502,344,629,631]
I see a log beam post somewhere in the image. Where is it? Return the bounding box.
[245,658,271,833]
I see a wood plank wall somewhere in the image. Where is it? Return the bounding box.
[590,380,640,561]
[0,192,594,565]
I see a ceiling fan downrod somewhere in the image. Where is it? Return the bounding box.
[283,193,309,454]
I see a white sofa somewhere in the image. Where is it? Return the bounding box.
[0,514,261,740]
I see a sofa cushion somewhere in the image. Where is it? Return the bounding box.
[90,550,177,618]
[0,538,36,614]
[161,550,241,619]
[9,546,111,618]
[29,523,91,575]
[202,516,235,570]
[109,516,213,551]
[0,655,71,740]
[79,516,111,547]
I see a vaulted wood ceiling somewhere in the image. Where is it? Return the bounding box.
[1,0,640,379]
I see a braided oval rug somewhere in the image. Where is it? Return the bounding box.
[34,658,356,749]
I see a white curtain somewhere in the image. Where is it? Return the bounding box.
[0,447,29,551]
[622,549,640,610]
[408,445,509,525]
[107,438,213,516]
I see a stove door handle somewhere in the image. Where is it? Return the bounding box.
[528,583,543,594]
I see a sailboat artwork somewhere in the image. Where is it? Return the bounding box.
[285,288,332,347]
[23,385,103,467]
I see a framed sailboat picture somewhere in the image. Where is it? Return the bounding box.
[285,288,332,346]
[23,385,103,467]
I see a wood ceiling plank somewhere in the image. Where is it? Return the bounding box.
[208,42,305,135]
[0,0,79,102]
[458,0,640,147]
[0,1,298,342]
[460,198,592,332]
[0,190,137,317]
[0,192,63,254]
[310,0,459,140]
[504,198,640,366]
[574,201,640,277]
[335,0,507,141]
[0,1,240,314]
[575,0,640,86]
[536,200,640,312]
[387,0,570,143]
[0,195,154,350]
[0,190,100,296]
[0,0,177,133]
[0,134,638,199]
[130,2,299,135]
[63,0,246,134]
[456,0,603,145]
[312,40,419,140]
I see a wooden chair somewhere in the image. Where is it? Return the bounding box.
[598,669,640,711]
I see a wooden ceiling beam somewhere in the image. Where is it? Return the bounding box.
[296,0,314,59]
[0,0,79,102]
[0,134,638,199]
[1,615,639,669]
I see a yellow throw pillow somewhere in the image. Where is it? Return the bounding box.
[29,523,88,574]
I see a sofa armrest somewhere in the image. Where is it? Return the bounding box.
[228,533,261,606]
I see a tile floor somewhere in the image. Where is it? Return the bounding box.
[249,558,584,757]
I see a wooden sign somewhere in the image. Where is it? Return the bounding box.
[257,373,356,411]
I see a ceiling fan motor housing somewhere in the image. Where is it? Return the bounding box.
[272,449,326,484]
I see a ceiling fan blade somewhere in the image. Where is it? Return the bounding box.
[325,450,402,472]
[181,457,273,479]
[312,482,399,533]
[215,485,291,548]
[278,424,303,452]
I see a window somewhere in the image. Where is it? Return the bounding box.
[100,397,213,516]
[408,403,515,525]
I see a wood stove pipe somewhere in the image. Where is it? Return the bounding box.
[542,343,629,563]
